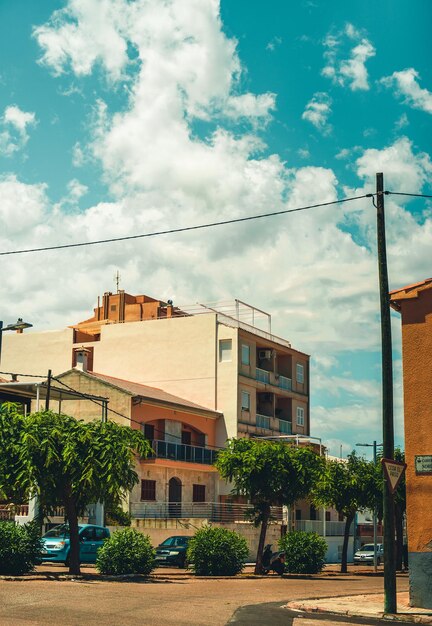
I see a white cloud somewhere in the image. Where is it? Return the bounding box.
[297,147,310,160]
[381,68,432,114]
[395,113,409,130]
[0,1,429,458]
[266,36,282,52]
[302,92,332,133]
[0,105,37,156]
[322,23,375,91]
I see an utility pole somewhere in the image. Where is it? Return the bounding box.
[376,172,396,614]
[45,369,52,410]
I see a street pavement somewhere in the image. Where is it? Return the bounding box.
[0,565,427,626]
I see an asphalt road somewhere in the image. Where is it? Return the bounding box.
[0,568,409,626]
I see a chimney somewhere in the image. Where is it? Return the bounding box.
[75,349,89,372]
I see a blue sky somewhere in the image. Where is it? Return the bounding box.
[0,0,431,457]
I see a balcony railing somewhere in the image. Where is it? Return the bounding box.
[256,414,271,429]
[279,419,292,434]
[295,520,353,536]
[148,440,217,465]
[130,501,283,521]
[278,375,292,390]
[255,367,270,384]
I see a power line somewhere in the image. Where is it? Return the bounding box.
[0,194,371,257]
[386,191,432,199]
[0,370,47,379]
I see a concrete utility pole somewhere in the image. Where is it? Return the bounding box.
[376,172,397,614]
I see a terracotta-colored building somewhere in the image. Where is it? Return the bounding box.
[54,367,221,519]
[390,278,432,609]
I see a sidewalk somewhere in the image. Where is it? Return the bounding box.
[287,592,432,624]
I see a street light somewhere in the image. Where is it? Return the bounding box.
[0,318,33,365]
[356,441,383,573]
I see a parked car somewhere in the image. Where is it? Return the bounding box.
[354,543,384,565]
[40,523,110,566]
[154,535,191,568]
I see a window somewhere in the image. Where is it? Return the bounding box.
[141,479,156,501]
[325,511,331,522]
[295,509,302,521]
[296,363,304,383]
[193,484,206,503]
[80,528,94,541]
[241,390,250,411]
[94,527,109,540]
[241,344,250,365]
[296,406,304,426]
[143,424,154,441]
[196,433,206,447]
[310,505,317,521]
[181,431,192,445]
[219,339,232,362]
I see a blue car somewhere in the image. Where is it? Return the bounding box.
[40,523,110,566]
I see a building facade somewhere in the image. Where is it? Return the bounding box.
[390,278,432,609]
[2,290,310,450]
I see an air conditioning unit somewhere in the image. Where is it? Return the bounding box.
[259,350,272,360]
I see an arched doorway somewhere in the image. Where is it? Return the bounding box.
[168,477,182,517]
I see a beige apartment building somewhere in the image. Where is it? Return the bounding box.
[2,290,310,449]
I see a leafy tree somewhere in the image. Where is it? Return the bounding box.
[216,438,323,574]
[0,406,152,575]
[0,403,29,503]
[314,452,379,573]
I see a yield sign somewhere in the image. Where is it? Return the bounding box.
[382,458,407,494]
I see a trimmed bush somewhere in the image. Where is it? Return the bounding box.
[0,520,43,575]
[187,526,249,576]
[96,528,155,576]
[279,530,327,574]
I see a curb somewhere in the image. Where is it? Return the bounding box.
[287,601,432,624]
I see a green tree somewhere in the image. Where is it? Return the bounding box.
[0,403,29,503]
[314,452,379,573]
[216,438,323,574]
[0,406,152,575]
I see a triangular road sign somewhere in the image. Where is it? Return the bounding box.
[381,458,407,494]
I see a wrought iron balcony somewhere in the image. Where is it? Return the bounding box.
[148,439,217,465]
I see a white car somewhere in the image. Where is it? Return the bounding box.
[354,543,384,565]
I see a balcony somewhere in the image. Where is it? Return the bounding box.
[295,519,354,536]
[254,369,292,392]
[256,414,271,429]
[131,501,283,521]
[278,375,292,390]
[148,440,217,465]
[279,419,292,434]
[256,367,270,384]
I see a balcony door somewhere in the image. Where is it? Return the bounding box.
[168,477,182,517]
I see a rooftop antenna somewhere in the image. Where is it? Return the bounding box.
[114,270,121,293]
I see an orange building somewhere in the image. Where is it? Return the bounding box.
[390,278,432,609]
[54,367,221,520]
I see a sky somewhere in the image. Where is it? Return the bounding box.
[0,0,431,458]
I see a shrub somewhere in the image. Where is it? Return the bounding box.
[187,526,249,576]
[105,506,132,527]
[0,520,43,575]
[279,530,327,574]
[96,528,155,576]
